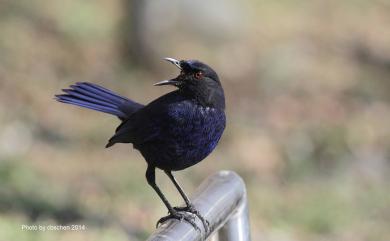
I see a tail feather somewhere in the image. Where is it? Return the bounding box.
[55,82,143,119]
[72,82,128,105]
[61,89,119,109]
[56,95,126,117]
[69,85,120,105]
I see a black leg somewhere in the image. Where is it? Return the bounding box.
[146,166,174,212]
[145,166,199,231]
[164,170,191,206]
[164,170,210,232]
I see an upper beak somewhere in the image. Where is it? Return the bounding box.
[164,57,182,69]
[153,79,179,86]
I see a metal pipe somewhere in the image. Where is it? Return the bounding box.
[146,170,251,241]
[217,191,250,241]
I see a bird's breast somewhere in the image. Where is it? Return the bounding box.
[142,102,226,171]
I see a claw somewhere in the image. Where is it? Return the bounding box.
[156,210,200,232]
[173,205,210,233]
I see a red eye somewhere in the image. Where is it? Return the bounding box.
[194,71,203,79]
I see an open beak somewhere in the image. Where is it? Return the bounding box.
[154,57,182,86]
[164,57,182,69]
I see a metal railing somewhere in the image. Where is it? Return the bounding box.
[147,170,251,241]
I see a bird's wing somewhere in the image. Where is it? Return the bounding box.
[105,91,184,147]
[105,110,161,147]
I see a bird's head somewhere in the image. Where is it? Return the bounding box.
[155,58,225,109]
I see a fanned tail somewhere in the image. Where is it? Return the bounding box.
[55,82,143,119]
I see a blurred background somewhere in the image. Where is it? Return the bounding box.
[1,0,390,240]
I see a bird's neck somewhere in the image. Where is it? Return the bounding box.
[181,86,225,110]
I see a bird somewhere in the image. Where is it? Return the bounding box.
[55,58,226,232]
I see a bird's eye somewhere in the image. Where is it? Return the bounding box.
[194,71,203,79]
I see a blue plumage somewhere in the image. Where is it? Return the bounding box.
[55,82,143,119]
[129,94,226,170]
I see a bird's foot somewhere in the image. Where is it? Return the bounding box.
[174,205,210,233]
[156,210,200,232]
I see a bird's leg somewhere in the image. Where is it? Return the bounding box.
[164,170,210,232]
[145,166,199,231]
[164,170,192,206]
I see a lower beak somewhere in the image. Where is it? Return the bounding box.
[153,79,179,86]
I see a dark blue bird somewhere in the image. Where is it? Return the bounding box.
[55,58,226,231]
